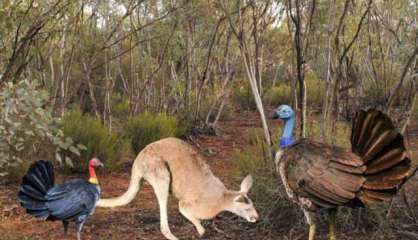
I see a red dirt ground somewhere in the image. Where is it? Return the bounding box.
[1,111,417,240]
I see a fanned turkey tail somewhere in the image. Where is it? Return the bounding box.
[351,109,412,204]
[17,160,55,218]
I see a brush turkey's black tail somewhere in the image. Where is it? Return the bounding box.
[351,109,412,204]
[17,160,55,218]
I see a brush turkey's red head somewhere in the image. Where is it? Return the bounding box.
[89,158,104,167]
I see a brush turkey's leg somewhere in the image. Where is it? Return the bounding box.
[355,208,362,232]
[179,201,205,237]
[303,209,316,240]
[75,219,85,240]
[309,224,317,240]
[62,221,69,235]
[328,209,337,240]
[146,165,178,240]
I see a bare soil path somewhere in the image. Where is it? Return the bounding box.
[1,111,417,240]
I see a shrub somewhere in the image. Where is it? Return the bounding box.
[263,85,292,107]
[61,109,131,172]
[264,72,322,108]
[198,94,234,123]
[0,80,81,179]
[305,71,323,108]
[304,116,351,148]
[232,84,256,110]
[125,112,186,154]
[112,94,131,120]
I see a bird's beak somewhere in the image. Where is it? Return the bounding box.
[97,160,104,168]
[272,111,280,120]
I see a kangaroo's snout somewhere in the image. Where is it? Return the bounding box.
[248,215,258,223]
[243,206,259,223]
[249,209,259,223]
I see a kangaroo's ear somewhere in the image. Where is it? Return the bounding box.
[240,175,253,193]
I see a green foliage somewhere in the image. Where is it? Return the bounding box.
[264,72,322,108]
[197,91,234,123]
[112,94,131,120]
[113,100,130,118]
[304,117,351,148]
[232,83,256,110]
[125,112,186,154]
[263,85,292,106]
[207,102,233,122]
[61,108,130,172]
[0,80,81,178]
[305,71,323,107]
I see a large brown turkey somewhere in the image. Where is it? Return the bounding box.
[272,105,413,240]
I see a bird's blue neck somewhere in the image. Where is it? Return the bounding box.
[279,117,295,148]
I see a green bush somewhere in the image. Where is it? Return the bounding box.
[232,84,256,110]
[265,72,322,108]
[199,97,234,123]
[305,71,323,107]
[303,117,351,148]
[112,94,131,120]
[61,109,131,172]
[0,80,81,179]
[125,112,186,154]
[263,85,292,107]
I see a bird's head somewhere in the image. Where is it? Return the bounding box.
[89,158,104,168]
[272,104,295,120]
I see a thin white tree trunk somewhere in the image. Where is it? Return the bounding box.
[241,43,272,152]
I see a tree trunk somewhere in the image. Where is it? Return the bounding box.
[82,60,99,117]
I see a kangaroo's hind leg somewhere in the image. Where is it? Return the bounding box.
[145,161,178,240]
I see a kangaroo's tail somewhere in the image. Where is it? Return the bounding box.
[351,109,412,204]
[97,161,143,207]
[17,160,55,218]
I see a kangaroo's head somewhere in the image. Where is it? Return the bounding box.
[224,175,258,223]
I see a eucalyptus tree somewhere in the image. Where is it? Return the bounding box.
[219,0,279,163]
[285,0,316,138]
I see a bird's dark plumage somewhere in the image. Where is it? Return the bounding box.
[17,160,101,239]
[46,179,100,220]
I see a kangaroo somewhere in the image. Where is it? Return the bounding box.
[97,137,258,240]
